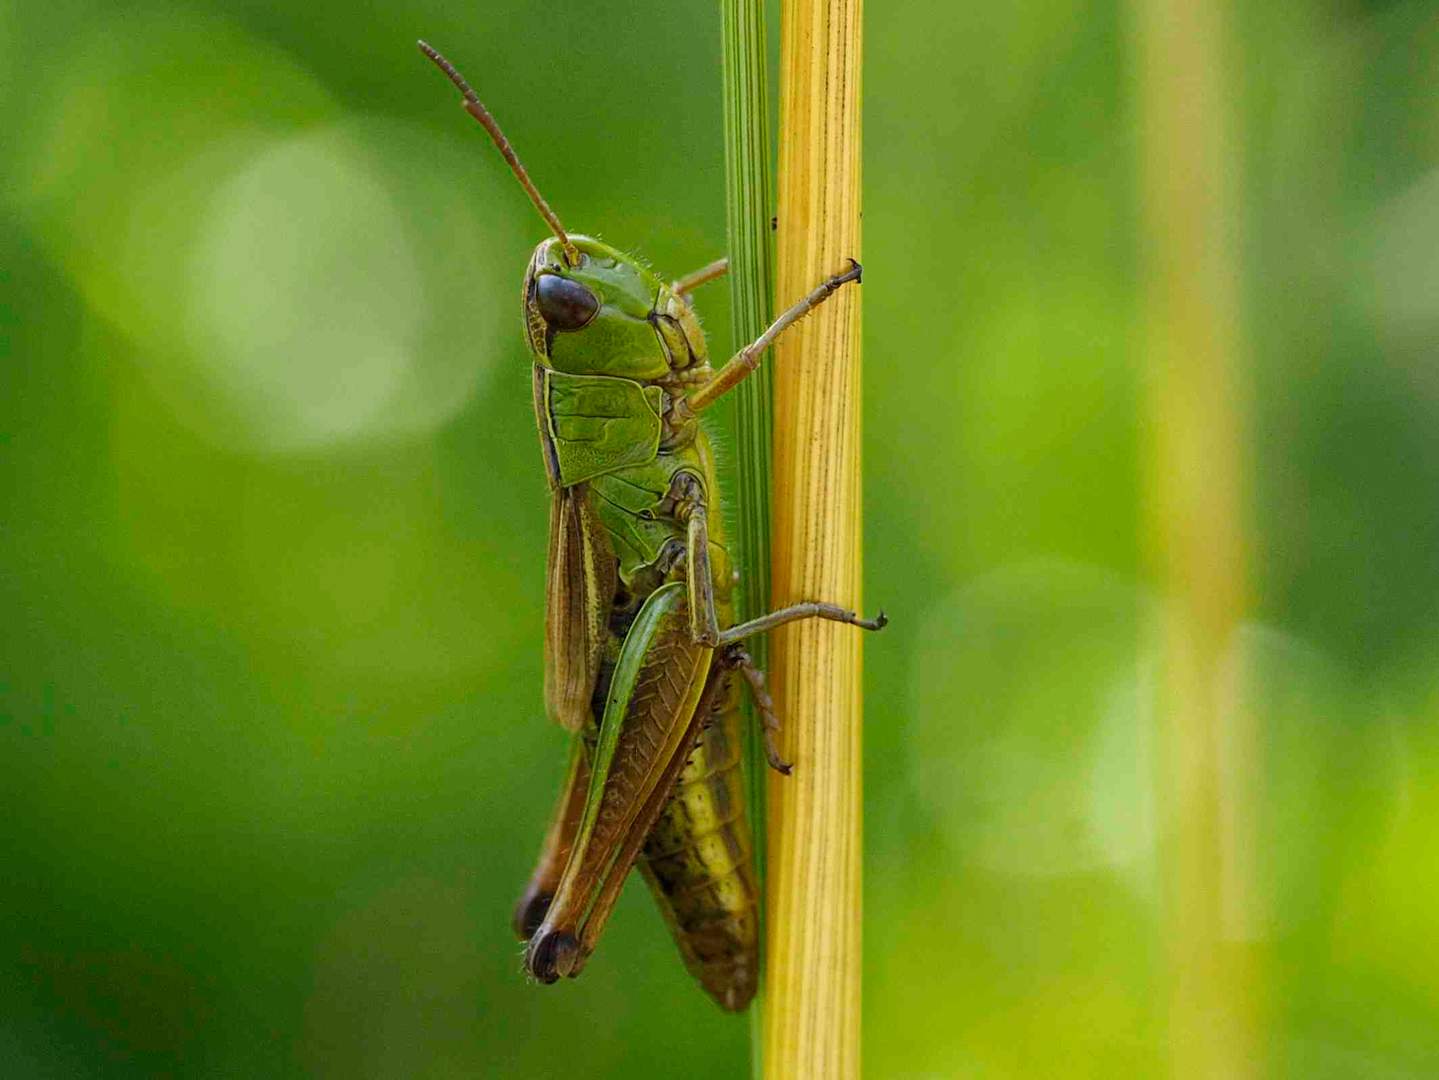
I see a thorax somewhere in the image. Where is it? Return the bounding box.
[532,364,728,590]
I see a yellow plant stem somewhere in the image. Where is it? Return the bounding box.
[1133,0,1260,1075]
[764,0,864,1076]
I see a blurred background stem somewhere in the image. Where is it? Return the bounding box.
[718,0,775,1071]
[1133,0,1261,1074]
[764,0,864,1075]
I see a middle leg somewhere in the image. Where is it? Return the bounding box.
[675,471,886,650]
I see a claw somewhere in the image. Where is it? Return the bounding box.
[853,608,887,632]
[766,745,794,776]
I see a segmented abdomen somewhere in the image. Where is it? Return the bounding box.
[638,665,758,1011]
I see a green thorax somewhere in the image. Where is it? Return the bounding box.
[539,368,665,487]
[534,364,726,588]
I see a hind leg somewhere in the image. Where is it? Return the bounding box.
[722,644,791,776]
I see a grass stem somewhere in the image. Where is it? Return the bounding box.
[1132,0,1260,1074]
[719,0,776,1070]
[762,0,864,1075]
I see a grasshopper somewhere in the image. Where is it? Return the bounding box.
[420,41,885,1012]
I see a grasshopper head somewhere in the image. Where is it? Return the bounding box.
[523,236,707,380]
[416,43,708,382]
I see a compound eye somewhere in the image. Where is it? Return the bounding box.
[535,274,599,331]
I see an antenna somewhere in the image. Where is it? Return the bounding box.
[418,41,580,266]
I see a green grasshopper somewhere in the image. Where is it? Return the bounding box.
[420,41,885,1012]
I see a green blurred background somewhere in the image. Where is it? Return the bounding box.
[4,0,1439,1076]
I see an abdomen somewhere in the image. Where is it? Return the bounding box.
[638,663,759,1011]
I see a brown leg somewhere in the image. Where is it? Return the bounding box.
[686,259,862,411]
[716,601,887,645]
[724,644,791,775]
[671,257,729,298]
[672,469,886,649]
